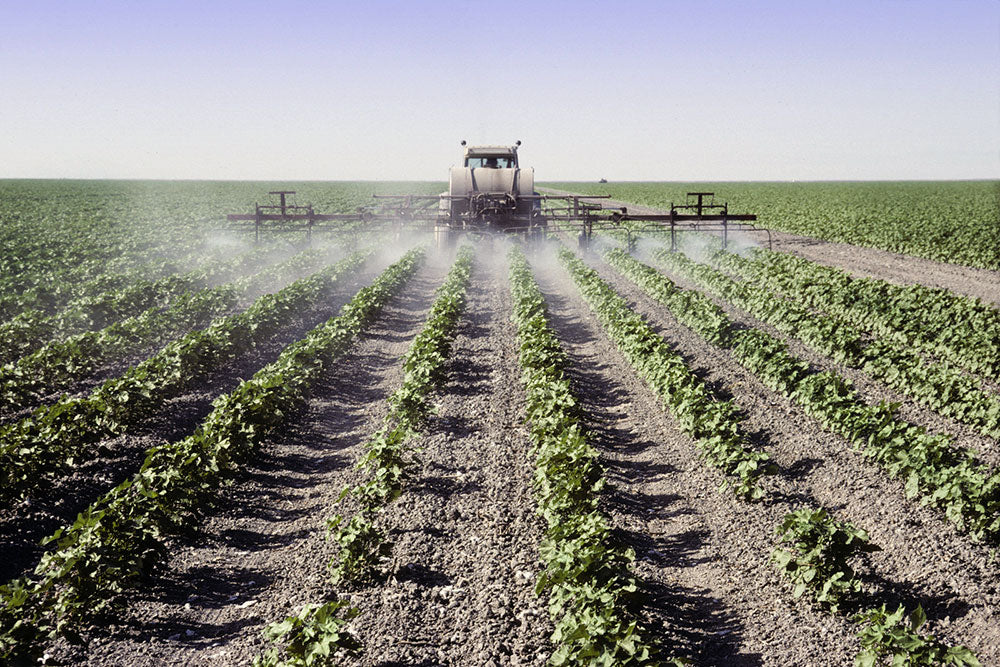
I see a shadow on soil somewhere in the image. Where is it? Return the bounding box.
[535,276,756,664]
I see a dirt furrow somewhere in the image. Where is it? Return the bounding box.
[574,246,1000,663]
[348,246,551,666]
[50,254,452,666]
[530,251,857,665]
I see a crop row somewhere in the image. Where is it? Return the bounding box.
[0,230,220,323]
[328,245,474,583]
[0,250,368,507]
[649,248,1000,440]
[604,248,1000,542]
[574,241,982,662]
[0,247,425,663]
[773,508,979,665]
[0,244,343,416]
[558,247,771,499]
[510,245,669,665]
[0,243,283,365]
[712,247,1000,381]
[259,246,474,665]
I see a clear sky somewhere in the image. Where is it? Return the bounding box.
[2,0,997,180]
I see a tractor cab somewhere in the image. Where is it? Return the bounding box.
[464,145,519,169]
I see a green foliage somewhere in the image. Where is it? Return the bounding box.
[0,250,369,505]
[326,512,390,585]
[0,248,424,663]
[509,245,676,665]
[0,179,444,325]
[853,605,980,667]
[712,246,1000,387]
[631,247,1000,543]
[328,246,474,584]
[0,244,335,414]
[255,599,360,667]
[772,508,880,612]
[564,247,771,499]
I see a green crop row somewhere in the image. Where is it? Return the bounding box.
[559,247,771,500]
[0,234,225,324]
[713,248,1000,381]
[0,247,424,664]
[606,249,1000,542]
[0,250,369,506]
[327,245,474,583]
[650,248,1000,440]
[259,247,473,666]
[0,244,342,415]
[0,244,281,365]
[772,508,979,666]
[510,245,670,666]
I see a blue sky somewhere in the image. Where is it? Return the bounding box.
[1,0,997,180]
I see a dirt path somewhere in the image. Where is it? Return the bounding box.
[540,188,1000,305]
[51,254,452,666]
[0,252,403,586]
[347,246,550,666]
[530,251,856,665]
[573,246,1000,663]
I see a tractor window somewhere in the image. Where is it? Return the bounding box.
[467,156,513,168]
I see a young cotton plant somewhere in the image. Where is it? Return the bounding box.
[509,246,677,666]
[254,598,360,667]
[853,604,980,667]
[772,507,880,613]
[327,246,474,585]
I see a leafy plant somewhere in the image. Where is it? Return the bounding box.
[615,246,1000,543]
[772,507,880,612]
[0,248,424,662]
[510,245,679,665]
[328,245,474,583]
[853,604,980,666]
[326,513,390,585]
[255,599,360,667]
[560,246,771,499]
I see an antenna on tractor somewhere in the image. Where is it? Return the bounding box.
[515,140,521,146]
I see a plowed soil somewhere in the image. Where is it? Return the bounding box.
[13,232,1000,666]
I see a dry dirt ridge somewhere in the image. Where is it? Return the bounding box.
[29,234,999,666]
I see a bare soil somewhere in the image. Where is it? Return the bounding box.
[569,245,1000,664]
[10,235,999,666]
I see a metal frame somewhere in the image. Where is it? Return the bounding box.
[224,190,768,251]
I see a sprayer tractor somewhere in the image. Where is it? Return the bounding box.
[224,141,768,251]
[433,141,543,245]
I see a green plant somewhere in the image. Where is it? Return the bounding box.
[326,513,390,585]
[853,605,980,666]
[255,599,360,666]
[772,508,880,613]
[328,245,474,584]
[560,246,771,499]
[0,248,424,663]
[510,245,679,665]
